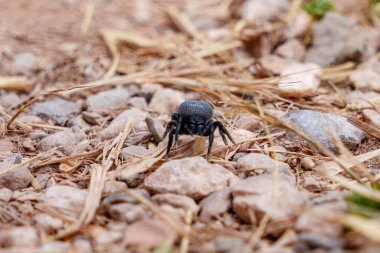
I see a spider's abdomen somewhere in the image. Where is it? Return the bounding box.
[178,100,214,120]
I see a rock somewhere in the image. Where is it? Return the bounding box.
[260,55,295,75]
[213,236,246,253]
[275,39,306,61]
[129,97,148,111]
[0,226,39,248]
[41,241,71,251]
[0,159,31,190]
[42,185,88,217]
[86,87,129,112]
[140,83,163,94]
[232,174,308,224]
[0,138,16,159]
[100,108,148,140]
[123,218,172,248]
[39,126,86,154]
[298,232,344,250]
[199,188,231,221]
[31,98,80,126]
[214,128,257,153]
[278,63,322,98]
[145,116,165,142]
[11,52,38,74]
[363,109,380,128]
[67,115,91,129]
[0,92,21,108]
[152,193,199,213]
[282,110,366,153]
[347,91,380,110]
[33,213,63,233]
[108,203,145,223]
[300,157,315,170]
[29,130,48,140]
[0,188,12,202]
[305,13,380,66]
[236,153,294,182]
[350,62,380,92]
[303,172,322,192]
[73,239,93,253]
[82,111,102,125]
[283,12,309,39]
[266,145,287,162]
[235,114,261,132]
[144,157,238,200]
[148,88,185,115]
[239,0,289,21]
[101,189,150,207]
[121,145,152,162]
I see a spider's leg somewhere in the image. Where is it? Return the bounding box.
[218,127,228,146]
[165,130,175,160]
[215,121,236,145]
[202,119,215,136]
[207,123,216,161]
[162,120,176,139]
[184,124,194,136]
[174,115,183,147]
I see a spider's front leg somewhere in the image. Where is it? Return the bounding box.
[215,121,236,145]
[162,113,178,139]
[165,130,175,160]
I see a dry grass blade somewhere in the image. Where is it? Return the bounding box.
[0,76,29,91]
[348,116,380,140]
[80,0,94,35]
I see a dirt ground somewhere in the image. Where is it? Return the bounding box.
[1,0,380,252]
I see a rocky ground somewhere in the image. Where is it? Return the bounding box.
[1,0,380,252]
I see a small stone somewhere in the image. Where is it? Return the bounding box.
[121,145,152,162]
[347,91,380,110]
[0,138,16,159]
[282,110,366,153]
[214,128,257,153]
[39,126,86,154]
[350,63,380,92]
[41,241,71,251]
[129,97,148,111]
[362,109,380,128]
[101,189,150,207]
[152,193,199,213]
[0,160,31,190]
[303,172,322,192]
[82,111,102,125]
[301,157,315,170]
[73,239,93,253]
[140,83,163,94]
[144,157,238,200]
[108,203,145,223]
[42,185,88,217]
[266,146,287,162]
[35,173,51,189]
[275,39,305,61]
[239,0,289,21]
[29,130,48,140]
[214,236,246,253]
[67,115,91,130]
[260,55,295,75]
[33,213,63,233]
[232,174,308,224]
[148,88,185,115]
[235,115,261,132]
[100,108,148,140]
[236,153,294,182]
[0,226,39,248]
[31,98,80,126]
[0,92,21,108]
[199,188,231,221]
[278,63,322,98]
[0,188,12,202]
[86,87,129,112]
[145,116,165,142]
[11,52,37,74]
[284,12,309,39]
[123,218,172,248]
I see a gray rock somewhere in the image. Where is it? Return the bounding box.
[101,190,150,207]
[152,193,199,213]
[39,126,86,154]
[0,226,39,248]
[199,188,231,221]
[31,98,81,126]
[0,188,13,202]
[86,87,129,112]
[0,155,31,190]
[11,52,38,74]
[121,145,152,162]
[148,88,185,115]
[214,236,246,253]
[108,203,145,223]
[144,157,238,200]
[129,97,148,111]
[275,39,305,61]
[33,213,63,233]
[282,110,366,153]
[0,92,21,108]
[305,13,380,66]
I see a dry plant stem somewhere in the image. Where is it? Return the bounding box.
[243,213,272,253]
[179,209,193,253]
[348,117,380,140]
[80,0,94,35]
[0,76,28,91]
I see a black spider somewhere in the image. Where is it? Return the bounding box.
[162,100,236,160]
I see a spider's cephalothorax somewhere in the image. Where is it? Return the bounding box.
[162,100,236,160]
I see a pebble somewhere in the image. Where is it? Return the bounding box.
[0,92,21,108]
[108,203,145,223]
[260,55,295,75]
[11,52,38,74]
[235,114,261,132]
[33,213,63,233]
[144,157,238,200]
[39,126,86,154]
[239,0,289,21]
[82,111,102,125]
[31,98,80,126]
[305,13,380,66]
[0,188,13,202]
[148,88,185,115]
[266,145,287,162]
[121,145,152,162]
[42,185,88,217]
[283,12,309,39]
[100,108,148,140]
[362,109,380,128]
[145,116,165,142]
[0,226,39,248]
[86,87,129,112]
[152,193,199,213]
[101,189,150,207]
[213,236,246,253]
[236,153,294,182]
[232,174,308,224]
[0,138,16,159]
[199,188,231,221]
[275,39,306,61]
[0,158,31,190]
[278,63,322,98]
[303,172,322,192]
[300,157,315,170]
[282,110,366,153]
[350,62,380,92]
[129,97,148,111]
[123,218,172,248]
